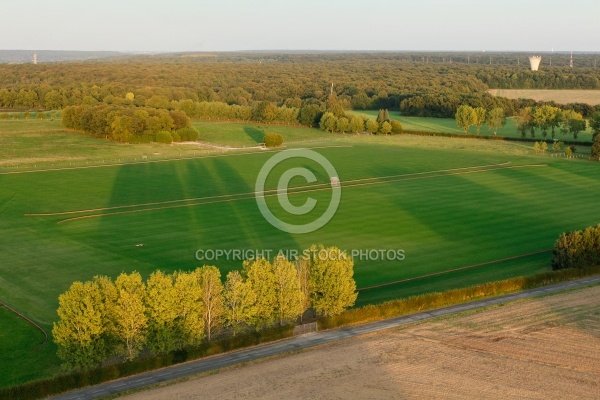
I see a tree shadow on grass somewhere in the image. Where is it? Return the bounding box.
[244,126,265,144]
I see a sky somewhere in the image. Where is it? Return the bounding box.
[1,0,598,53]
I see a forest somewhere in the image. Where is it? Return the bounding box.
[1,52,600,121]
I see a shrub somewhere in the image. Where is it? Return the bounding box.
[128,131,156,144]
[0,113,8,120]
[176,126,200,141]
[390,120,403,134]
[171,130,181,142]
[591,136,600,160]
[263,132,284,147]
[155,131,173,144]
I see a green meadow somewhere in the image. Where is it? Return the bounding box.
[0,307,58,388]
[191,120,329,147]
[2,119,600,386]
[349,110,596,143]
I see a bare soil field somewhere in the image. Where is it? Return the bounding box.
[124,284,600,400]
[489,89,600,105]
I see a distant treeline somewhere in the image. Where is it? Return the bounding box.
[1,54,600,119]
[476,66,600,90]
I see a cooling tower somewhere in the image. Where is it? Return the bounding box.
[529,56,542,71]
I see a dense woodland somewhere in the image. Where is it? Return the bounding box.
[1,53,600,121]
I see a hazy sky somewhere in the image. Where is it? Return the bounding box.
[1,0,598,52]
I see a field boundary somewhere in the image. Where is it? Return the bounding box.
[358,249,553,291]
[0,300,48,351]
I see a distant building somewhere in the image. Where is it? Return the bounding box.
[529,56,541,71]
[33,52,37,65]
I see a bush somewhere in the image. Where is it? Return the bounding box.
[592,136,600,160]
[177,126,200,141]
[390,120,403,134]
[155,131,173,144]
[128,132,156,144]
[171,130,181,142]
[263,132,284,147]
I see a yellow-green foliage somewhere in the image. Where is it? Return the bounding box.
[307,244,357,317]
[263,132,284,147]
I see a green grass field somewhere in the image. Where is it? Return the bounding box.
[2,119,600,387]
[0,307,59,387]
[350,110,595,143]
[191,120,330,147]
[0,119,214,169]
[0,119,330,170]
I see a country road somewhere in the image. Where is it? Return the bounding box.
[49,275,600,400]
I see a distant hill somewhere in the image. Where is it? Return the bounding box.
[0,50,127,63]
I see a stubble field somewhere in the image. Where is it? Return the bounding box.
[124,284,600,400]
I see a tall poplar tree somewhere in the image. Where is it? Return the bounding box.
[196,266,224,341]
[223,270,257,335]
[112,272,147,360]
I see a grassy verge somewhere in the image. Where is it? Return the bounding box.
[320,266,600,329]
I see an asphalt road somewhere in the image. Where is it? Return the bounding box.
[49,275,600,400]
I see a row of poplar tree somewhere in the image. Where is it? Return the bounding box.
[52,245,357,369]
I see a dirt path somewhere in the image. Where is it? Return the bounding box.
[124,284,600,400]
